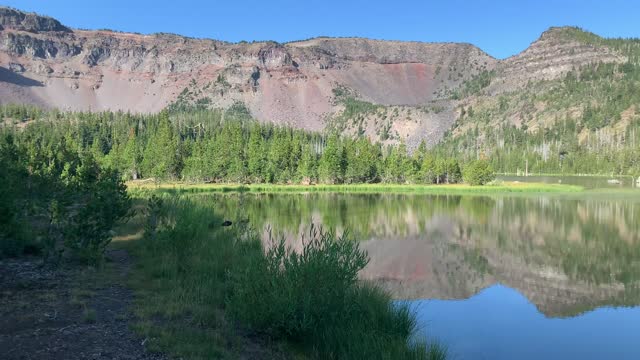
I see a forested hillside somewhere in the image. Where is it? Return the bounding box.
[439,28,640,175]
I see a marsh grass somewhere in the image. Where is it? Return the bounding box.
[123,195,445,359]
[128,181,583,196]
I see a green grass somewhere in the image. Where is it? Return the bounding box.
[128,181,584,196]
[118,196,250,359]
[117,195,445,360]
[229,225,445,359]
[497,172,636,178]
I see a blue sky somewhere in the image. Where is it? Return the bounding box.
[3,0,639,59]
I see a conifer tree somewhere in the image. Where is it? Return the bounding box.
[318,134,344,184]
[297,144,317,183]
[141,112,178,180]
[246,124,266,182]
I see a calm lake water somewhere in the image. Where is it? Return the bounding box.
[213,190,640,360]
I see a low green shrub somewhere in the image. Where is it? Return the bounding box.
[60,156,131,265]
[142,195,166,241]
[228,227,368,337]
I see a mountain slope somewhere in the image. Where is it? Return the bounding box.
[0,7,491,139]
[438,27,640,174]
[1,6,638,153]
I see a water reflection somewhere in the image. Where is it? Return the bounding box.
[410,284,640,360]
[214,192,640,315]
[213,192,640,358]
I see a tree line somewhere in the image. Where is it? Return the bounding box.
[1,106,491,186]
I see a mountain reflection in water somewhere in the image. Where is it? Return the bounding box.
[212,192,640,358]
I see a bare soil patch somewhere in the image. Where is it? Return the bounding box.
[0,249,165,360]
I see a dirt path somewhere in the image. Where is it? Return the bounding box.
[0,249,165,360]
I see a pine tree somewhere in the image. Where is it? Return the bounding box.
[182,138,207,181]
[141,112,178,181]
[297,144,317,184]
[246,124,266,182]
[122,129,142,180]
[318,134,344,184]
[419,153,436,184]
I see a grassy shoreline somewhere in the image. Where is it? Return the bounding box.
[115,195,446,359]
[127,181,584,195]
[497,172,636,178]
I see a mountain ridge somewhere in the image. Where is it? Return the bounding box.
[0,6,635,149]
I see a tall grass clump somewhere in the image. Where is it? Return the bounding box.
[228,226,445,359]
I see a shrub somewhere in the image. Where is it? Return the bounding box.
[228,226,444,359]
[463,159,495,185]
[0,134,30,256]
[60,154,131,265]
[228,227,368,337]
[0,126,132,264]
[143,195,166,241]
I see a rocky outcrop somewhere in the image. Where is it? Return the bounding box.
[0,7,71,33]
[489,27,626,94]
[1,32,82,58]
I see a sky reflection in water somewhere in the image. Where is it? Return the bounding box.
[408,284,640,360]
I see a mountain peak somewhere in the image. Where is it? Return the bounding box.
[0,6,71,33]
[538,26,603,44]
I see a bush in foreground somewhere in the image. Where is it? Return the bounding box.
[59,154,131,265]
[0,134,30,256]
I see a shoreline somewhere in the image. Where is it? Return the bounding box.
[496,173,635,178]
[127,181,586,195]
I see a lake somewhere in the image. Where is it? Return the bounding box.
[212,190,640,360]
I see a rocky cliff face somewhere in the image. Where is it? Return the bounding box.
[0,7,628,146]
[489,27,626,94]
[0,7,70,33]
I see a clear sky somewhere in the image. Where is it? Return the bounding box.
[3,0,639,59]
